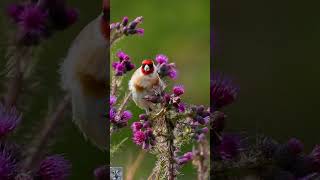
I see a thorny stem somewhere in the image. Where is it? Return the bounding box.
[148,112,177,180]
[4,46,30,107]
[4,60,23,107]
[166,115,176,180]
[110,32,124,46]
[117,92,132,114]
[148,158,163,180]
[193,140,209,180]
[21,95,71,171]
[110,76,119,96]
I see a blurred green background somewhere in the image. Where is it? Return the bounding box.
[214,0,320,151]
[111,0,210,179]
[0,1,105,180]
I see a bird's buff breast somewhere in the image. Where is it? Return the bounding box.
[75,47,108,98]
[77,72,107,98]
[130,74,159,93]
[129,73,160,110]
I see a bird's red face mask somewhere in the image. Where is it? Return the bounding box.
[101,0,109,40]
[141,60,154,75]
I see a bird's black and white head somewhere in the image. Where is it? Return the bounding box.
[141,59,155,75]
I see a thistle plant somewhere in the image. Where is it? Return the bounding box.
[210,74,320,179]
[0,0,78,179]
[109,16,210,180]
[109,16,145,134]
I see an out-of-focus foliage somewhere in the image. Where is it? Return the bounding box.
[0,1,105,180]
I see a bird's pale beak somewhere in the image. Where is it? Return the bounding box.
[144,64,150,72]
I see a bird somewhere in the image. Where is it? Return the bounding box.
[60,0,109,149]
[129,59,165,114]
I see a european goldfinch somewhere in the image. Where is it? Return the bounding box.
[129,60,165,114]
[60,0,109,149]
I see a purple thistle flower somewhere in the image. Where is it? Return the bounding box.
[287,138,304,155]
[143,121,151,128]
[110,23,116,30]
[133,16,143,23]
[110,95,117,106]
[38,155,71,180]
[136,28,144,36]
[155,54,169,64]
[0,104,21,137]
[168,68,177,79]
[109,108,116,122]
[112,62,119,69]
[183,152,193,160]
[139,114,147,120]
[6,4,24,23]
[211,73,239,110]
[192,105,210,125]
[110,110,132,128]
[114,63,125,76]
[44,0,79,30]
[64,7,78,26]
[133,131,146,145]
[112,16,144,37]
[117,51,130,61]
[18,5,48,33]
[142,129,156,150]
[131,122,143,132]
[177,152,193,165]
[112,51,135,76]
[144,128,153,137]
[123,60,135,71]
[128,16,143,30]
[156,59,178,79]
[164,93,171,104]
[195,133,206,142]
[177,103,186,113]
[0,146,17,180]
[171,96,181,109]
[310,145,320,168]
[121,111,132,121]
[201,127,209,134]
[218,134,242,160]
[94,166,108,180]
[17,5,48,45]
[121,16,129,26]
[173,85,184,96]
